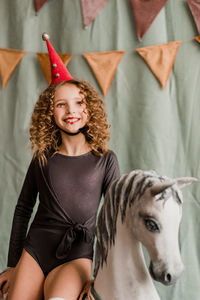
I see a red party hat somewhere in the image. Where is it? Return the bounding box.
[42,32,73,84]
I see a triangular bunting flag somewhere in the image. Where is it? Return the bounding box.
[195,36,200,43]
[188,0,200,35]
[0,48,26,89]
[81,0,109,28]
[83,51,124,96]
[34,0,47,14]
[36,53,72,84]
[130,0,168,40]
[136,41,181,89]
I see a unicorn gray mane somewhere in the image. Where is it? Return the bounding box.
[93,170,182,277]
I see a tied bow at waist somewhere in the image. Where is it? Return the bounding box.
[56,223,94,260]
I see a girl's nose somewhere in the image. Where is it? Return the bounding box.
[66,104,75,114]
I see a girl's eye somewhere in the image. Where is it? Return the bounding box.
[77,101,83,105]
[144,219,160,233]
[56,103,65,107]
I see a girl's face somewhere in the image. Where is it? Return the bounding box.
[53,83,88,134]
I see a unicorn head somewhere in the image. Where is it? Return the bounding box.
[126,172,197,285]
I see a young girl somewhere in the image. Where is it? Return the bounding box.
[0,34,120,300]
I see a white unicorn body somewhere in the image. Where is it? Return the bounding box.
[90,170,197,300]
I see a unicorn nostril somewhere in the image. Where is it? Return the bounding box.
[167,273,171,282]
[164,273,172,284]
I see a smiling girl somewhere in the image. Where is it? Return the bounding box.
[0,35,120,300]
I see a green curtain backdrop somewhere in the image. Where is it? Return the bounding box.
[0,1,199,299]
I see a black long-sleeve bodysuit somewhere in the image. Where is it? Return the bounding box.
[7,150,120,276]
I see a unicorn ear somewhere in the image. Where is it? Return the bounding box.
[175,177,198,189]
[150,181,176,196]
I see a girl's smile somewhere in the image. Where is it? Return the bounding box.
[64,117,81,125]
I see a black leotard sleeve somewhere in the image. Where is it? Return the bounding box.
[7,158,38,267]
[102,150,120,196]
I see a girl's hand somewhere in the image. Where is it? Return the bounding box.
[0,267,14,298]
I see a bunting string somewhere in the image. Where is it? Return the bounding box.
[0,36,199,94]
[33,1,200,41]
[1,0,198,93]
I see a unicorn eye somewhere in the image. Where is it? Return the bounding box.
[144,219,160,233]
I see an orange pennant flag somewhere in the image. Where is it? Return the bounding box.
[0,48,26,89]
[36,53,72,84]
[195,36,200,43]
[83,51,124,96]
[136,41,181,89]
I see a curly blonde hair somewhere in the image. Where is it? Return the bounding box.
[30,79,110,165]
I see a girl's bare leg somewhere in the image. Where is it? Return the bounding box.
[6,249,45,300]
[44,258,92,300]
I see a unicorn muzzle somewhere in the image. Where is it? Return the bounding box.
[149,261,184,285]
